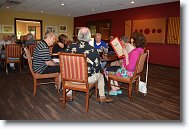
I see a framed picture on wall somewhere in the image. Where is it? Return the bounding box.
[46,26,58,36]
[59,32,67,36]
[2,25,14,33]
[75,27,82,36]
[59,25,67,32]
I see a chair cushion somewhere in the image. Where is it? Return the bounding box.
[35,72,59,79]
[108,73,131,82]
[8,57,19,60]
[64,81,96,91]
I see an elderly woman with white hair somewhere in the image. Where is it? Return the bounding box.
[66,27,113,103]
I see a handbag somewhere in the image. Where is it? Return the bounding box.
[138,50,149,95]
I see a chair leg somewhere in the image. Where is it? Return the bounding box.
[136,78,139,96]
[73,91,76,100]
[19,62,21,73]
[5,62,8,74]
[55,77,59,94]
[128,83,133,101]
[63,88,66,109]
[33,79,37,96]
[107,78,111,96]
[95,82,98,100]
[86,92,89,113]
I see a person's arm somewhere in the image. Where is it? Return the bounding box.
[45,60,57,66]
[122,48,129,65]
[66,43,72,53]
[39,47,55,66]
[93,49,102,72]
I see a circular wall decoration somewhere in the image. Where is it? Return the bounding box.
[157,29,162,33]
[144,28,150,34]
[134,29,138,32]
[152,29,156,33]
[139,29,143,33]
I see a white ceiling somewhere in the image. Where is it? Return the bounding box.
[0,0,179,17]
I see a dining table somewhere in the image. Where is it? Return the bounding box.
[100,54,119,62]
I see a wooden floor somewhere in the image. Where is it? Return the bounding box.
[0,64,180,120]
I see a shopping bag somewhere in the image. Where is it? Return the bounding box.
[139,77,147,95]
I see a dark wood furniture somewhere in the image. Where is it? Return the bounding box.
[24,47,60,96]
[59,52,98,113]
[107,50,149,101]
[5,44,22,74]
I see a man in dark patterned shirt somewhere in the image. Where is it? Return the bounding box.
[67,27,113,103]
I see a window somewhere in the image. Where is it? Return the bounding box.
[87,20,111,42]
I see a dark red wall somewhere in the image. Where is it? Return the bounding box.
[74,1,180,67]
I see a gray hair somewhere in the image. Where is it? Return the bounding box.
[27,33,33,39]
[44,32,55,39]
[77,27,91,42]
[11,34,17,41]
[120,36,129,43]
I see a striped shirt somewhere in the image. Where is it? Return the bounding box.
[32,40,51,73]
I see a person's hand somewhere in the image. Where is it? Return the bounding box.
[122,48,128,59]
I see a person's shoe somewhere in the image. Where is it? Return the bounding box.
[116,90,122,94]
[98,97,114,103]
[109,90,118,96]
[10,66,15,70]
[59,96,73,102]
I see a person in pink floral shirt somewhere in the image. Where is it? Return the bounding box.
[105,32,146,96]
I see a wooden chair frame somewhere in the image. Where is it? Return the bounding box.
[5,44,22,74]
[59,52,98,113]
[24,48,60,96]
[107,50,148,101]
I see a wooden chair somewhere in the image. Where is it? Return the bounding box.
[59,52,98,113]
[107,50,149,101]
[23,44,36,71]
[24,47,60,96]
[28,44,36,57]
[5,44,22,74]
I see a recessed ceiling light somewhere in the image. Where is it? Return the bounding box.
[7,6,9,8]
[61,3,64,6]
[131,1,135,4]
[41,11,44,12]
[91,9,95,11]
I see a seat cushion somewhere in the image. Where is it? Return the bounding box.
[108,73,131,82]
[8,57,19,60]
[64,81,96,91]
[35,72,59,79]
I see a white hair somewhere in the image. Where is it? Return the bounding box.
[77,27,91,42]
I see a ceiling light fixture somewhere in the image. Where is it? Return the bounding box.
[92,9,95,11]
[41,11,44,12]
[131,1,135,4]
[61,3,64,6]
[7,6,9,8]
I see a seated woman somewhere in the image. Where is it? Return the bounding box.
[110,35,135,67]
[104,32,146,96]
[52,34,68,55]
